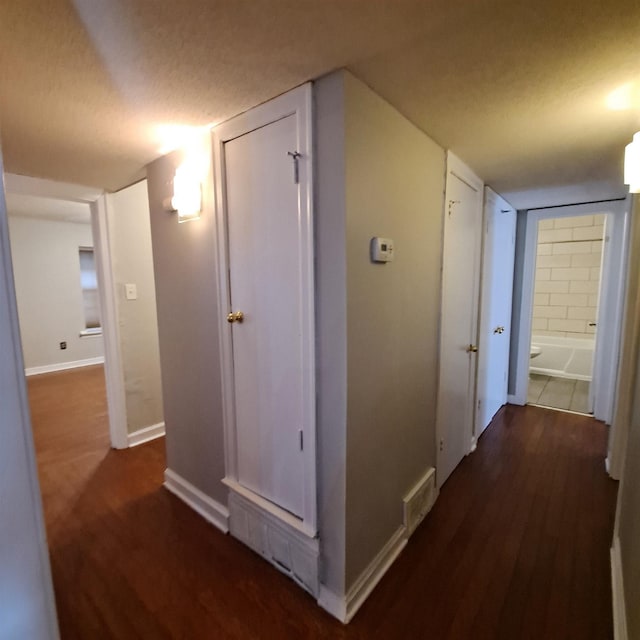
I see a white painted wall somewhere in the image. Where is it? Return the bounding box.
[107,181,163,435]
[0,157,59,638]
[8,215,104,372]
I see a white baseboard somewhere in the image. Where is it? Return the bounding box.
[318,525,407,624]
[25,356,104,376]
[611,537,628,640]
[164,468,229,534]
[128,422,165,447]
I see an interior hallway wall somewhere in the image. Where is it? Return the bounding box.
[107,181,164,435]
[8,215,104,371]
[146,139,227,504]
[146,71,445,601]
[342,71,444,587]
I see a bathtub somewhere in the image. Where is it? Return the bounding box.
[530,334,595,381]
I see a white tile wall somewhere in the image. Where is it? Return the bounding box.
[532,214,604,338]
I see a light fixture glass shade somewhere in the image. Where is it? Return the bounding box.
[172,165,202,220]
[624,132,640,194]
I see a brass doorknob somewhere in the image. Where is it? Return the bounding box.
[227,311,244,324]
[467,344,478,353]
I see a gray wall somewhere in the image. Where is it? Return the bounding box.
[108,181,163,434]
[0,157,59,637]
[146,139,227,504]
[8,215,104,370]
[342,72,444,587]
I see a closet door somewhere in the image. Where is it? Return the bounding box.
[214,84,315,531]
[224,115,304,517]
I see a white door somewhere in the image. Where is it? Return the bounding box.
[476,188,516,436]
[436,153,483,487]
[223,114,308,519]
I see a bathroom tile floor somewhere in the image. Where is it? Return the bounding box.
[527,374,591,414]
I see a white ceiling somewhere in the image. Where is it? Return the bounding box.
[5,192,91,225]
[1,0,639,205]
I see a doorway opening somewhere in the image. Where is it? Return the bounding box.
[527,214,605,414]
[511,199,629,429]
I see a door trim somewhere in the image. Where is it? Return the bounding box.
[212,83,317,536]
[511,199,629,425]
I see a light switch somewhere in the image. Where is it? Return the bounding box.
[125,283,138,300]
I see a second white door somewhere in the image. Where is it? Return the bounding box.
[476,188,516,436]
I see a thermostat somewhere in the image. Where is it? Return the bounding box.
[370,237,394,263]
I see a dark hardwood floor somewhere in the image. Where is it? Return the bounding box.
[27,366,617,639]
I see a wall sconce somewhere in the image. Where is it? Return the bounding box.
[163,163,202,221]
[624,132,640,194]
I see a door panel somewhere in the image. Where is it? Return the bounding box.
[225,114,304,518]
[437,156,483,487]
[476,190,516,435]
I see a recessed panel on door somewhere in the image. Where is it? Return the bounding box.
[224,114,304,518]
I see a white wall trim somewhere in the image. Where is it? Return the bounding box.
[25,356,104,377]
[611,537,628,640]
[164,468,230,534]
[318,525,407,624]
[127,422,165,447]
[91,195,128,449]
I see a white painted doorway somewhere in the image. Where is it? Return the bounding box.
[213,85,316,534]
[511,199,629,427]
[436,153,484,487]
[475,188,516,437]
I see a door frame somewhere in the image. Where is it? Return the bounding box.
[3,174,128,449]
[474,187,516,439]
[510,199,629,425]
[436,152,484,485]
[212,83,317,536]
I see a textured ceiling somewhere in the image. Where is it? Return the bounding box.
[1,0,639,201]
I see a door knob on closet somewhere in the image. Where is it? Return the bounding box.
[466,344,479,353]
[227,311,244,324]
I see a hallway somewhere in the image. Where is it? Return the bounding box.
[29,368,617,639]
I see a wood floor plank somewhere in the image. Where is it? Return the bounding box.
[27,368,617,639]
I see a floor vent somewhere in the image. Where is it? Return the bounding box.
[403,467,436,538]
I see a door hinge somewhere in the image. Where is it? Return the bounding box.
[299,429,304,451]
[439,438,444,452]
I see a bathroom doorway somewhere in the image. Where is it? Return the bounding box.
[511,199,629,425]
[527,214,604,413]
